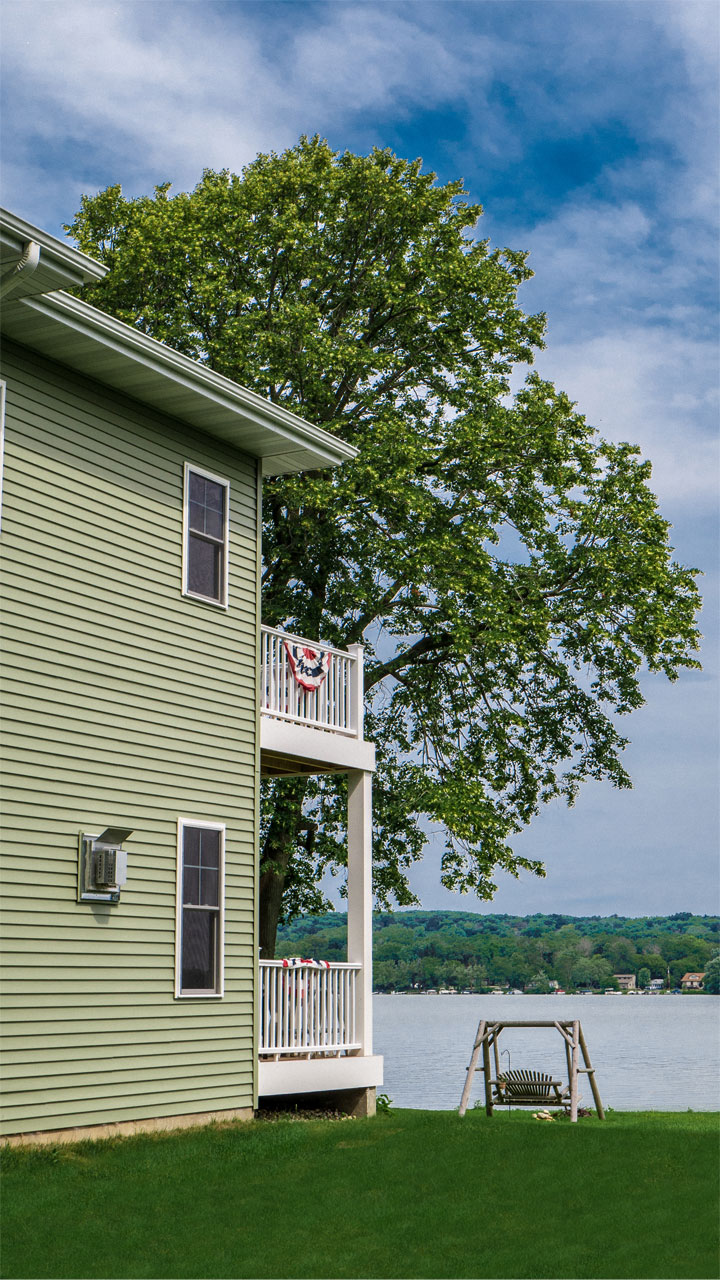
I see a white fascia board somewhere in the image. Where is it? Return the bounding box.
[0,207,107,292]
[3,289,357,475]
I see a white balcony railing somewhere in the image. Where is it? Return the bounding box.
[259,960,362,1057]
[260,626,362,738]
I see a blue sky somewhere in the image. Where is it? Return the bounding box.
[2,0,717,917]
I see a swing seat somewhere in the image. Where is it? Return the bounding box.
[493,1069,569,1107]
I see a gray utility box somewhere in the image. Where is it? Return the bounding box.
[78,828,131,903]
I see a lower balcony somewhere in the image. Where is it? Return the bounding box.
[257,959,383,1100]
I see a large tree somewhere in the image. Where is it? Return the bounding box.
[68,137,702,954]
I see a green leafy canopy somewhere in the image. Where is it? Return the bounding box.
[67,136,702,947]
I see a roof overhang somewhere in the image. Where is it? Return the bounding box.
[0,207,356,476]
[1,288,356,477]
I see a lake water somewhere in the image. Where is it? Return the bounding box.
[374,993,720,1111]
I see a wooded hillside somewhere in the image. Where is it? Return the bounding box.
[276,911,718,992]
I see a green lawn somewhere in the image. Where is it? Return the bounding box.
[1,1109,717,1280]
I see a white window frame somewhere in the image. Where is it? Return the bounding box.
[175,818,226,999]
[182,462,230,609]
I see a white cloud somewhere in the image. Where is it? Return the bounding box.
[292,6,487,116]
[0,0,490,209]
[652,0,720,79]
[530,328,719,510]
[1,2,284,182]
[505,173,717,514]
[515,177,715,335]
[3,1,715,518]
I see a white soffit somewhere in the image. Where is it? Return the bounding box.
[1,289,356,476]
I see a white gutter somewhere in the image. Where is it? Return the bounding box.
[0,240,41,300]
[0,207,107,286]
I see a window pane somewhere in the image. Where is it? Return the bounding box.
[188,534,221,599]
[205,479,224,511]
[183,864,200,905]
[204,505,224,541]
[199,867,218,907]
[189,499,205,533]
[183,827,200,862]
[189,471,206,505]
[182,909,216,990]
[199,828,220,869]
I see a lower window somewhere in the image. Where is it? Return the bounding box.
[176,820,225,997]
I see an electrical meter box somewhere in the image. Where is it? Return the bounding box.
[78,830,130,903]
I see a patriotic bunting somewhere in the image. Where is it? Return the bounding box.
[283,641,331,691]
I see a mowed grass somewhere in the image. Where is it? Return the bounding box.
[1,1109,717,1280]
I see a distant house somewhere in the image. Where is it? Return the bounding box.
[681,972,705,991]
[648,978,665,992]
[614,973,636,991]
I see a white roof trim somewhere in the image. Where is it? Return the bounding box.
[0,206,355,476]
[2,288,357,475]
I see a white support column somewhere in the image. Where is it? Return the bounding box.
[347,768,373,1055]
[348,644,364,740]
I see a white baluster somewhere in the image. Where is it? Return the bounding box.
[271,965,277,1052]
[261,964,266,1051]
[311,968,319,1049]
[320,660,328,727]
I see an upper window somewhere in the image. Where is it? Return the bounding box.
[176,820,225,997]
[183,463,229,607]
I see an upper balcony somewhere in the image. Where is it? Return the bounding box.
[259,626,375,776]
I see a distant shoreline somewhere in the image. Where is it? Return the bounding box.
[375,987,717,996]
[278,909,718,995]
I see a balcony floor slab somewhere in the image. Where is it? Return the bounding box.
[258,1055,383,1097]
[260,717,376,775]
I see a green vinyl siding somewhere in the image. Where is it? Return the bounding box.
[0,340,260,1136]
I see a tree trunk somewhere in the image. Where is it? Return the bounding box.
[258,776,308,958]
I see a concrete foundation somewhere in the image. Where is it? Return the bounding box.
[1,1105,254,1147]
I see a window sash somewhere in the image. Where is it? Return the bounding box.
[182,463,229,607]
[181,906,219,992]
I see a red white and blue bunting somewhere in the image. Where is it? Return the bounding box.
[281,957,332,969]
[283,641,331,692]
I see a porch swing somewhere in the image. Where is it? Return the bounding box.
[458,1019,605,1121]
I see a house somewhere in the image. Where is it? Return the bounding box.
[0,208,382,1144]
[680,972,705,991]
[614,973,636,992]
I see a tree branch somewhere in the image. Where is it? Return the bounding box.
[365,631,452,691]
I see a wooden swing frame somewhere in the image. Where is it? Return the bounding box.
[458,1019,605,1122]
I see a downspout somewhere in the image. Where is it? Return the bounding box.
[0,240,41,299]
